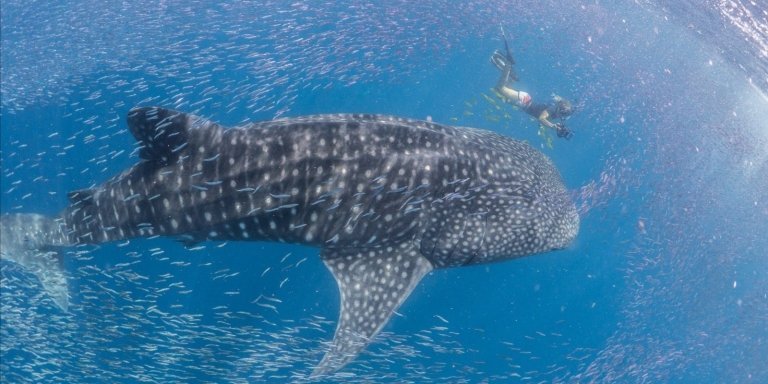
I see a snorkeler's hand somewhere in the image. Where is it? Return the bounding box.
[555,123,573,140]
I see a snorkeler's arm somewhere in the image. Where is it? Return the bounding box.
[538,110,556,128]
[540,110,573,139]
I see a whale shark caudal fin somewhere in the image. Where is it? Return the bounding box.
[313,241,433,377]
[0,213,72,311]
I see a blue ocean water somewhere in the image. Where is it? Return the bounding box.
[1,1,766,383]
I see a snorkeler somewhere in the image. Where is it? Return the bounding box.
[491,28,575,139]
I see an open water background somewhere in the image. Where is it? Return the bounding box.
[2,1,767,382]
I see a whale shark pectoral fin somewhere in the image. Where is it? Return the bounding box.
[313,242,433,376]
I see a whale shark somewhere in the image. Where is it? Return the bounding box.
[0,106,579,375]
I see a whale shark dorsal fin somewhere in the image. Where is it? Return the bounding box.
[67,188,95,204]
[127,106,196,166]
[313,242,433,376]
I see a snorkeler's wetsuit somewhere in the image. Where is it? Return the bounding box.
[522,102,548,119]
[523,102,567,120]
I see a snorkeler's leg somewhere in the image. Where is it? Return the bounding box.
[492,53,518,83]
[491,50,509,71]
[495,60,517,90]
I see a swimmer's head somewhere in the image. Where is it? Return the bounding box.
[552,95,574,118]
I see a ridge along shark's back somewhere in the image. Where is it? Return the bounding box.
[0,106,579,376]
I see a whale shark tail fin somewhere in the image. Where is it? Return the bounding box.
[0,213,72,311]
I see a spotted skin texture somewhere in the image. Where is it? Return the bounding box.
[1,106,579,375]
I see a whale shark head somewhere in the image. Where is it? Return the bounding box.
[415,136,579,269]
[497,155,579,253]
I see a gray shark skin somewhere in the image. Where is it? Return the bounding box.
[0,106,579,375]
